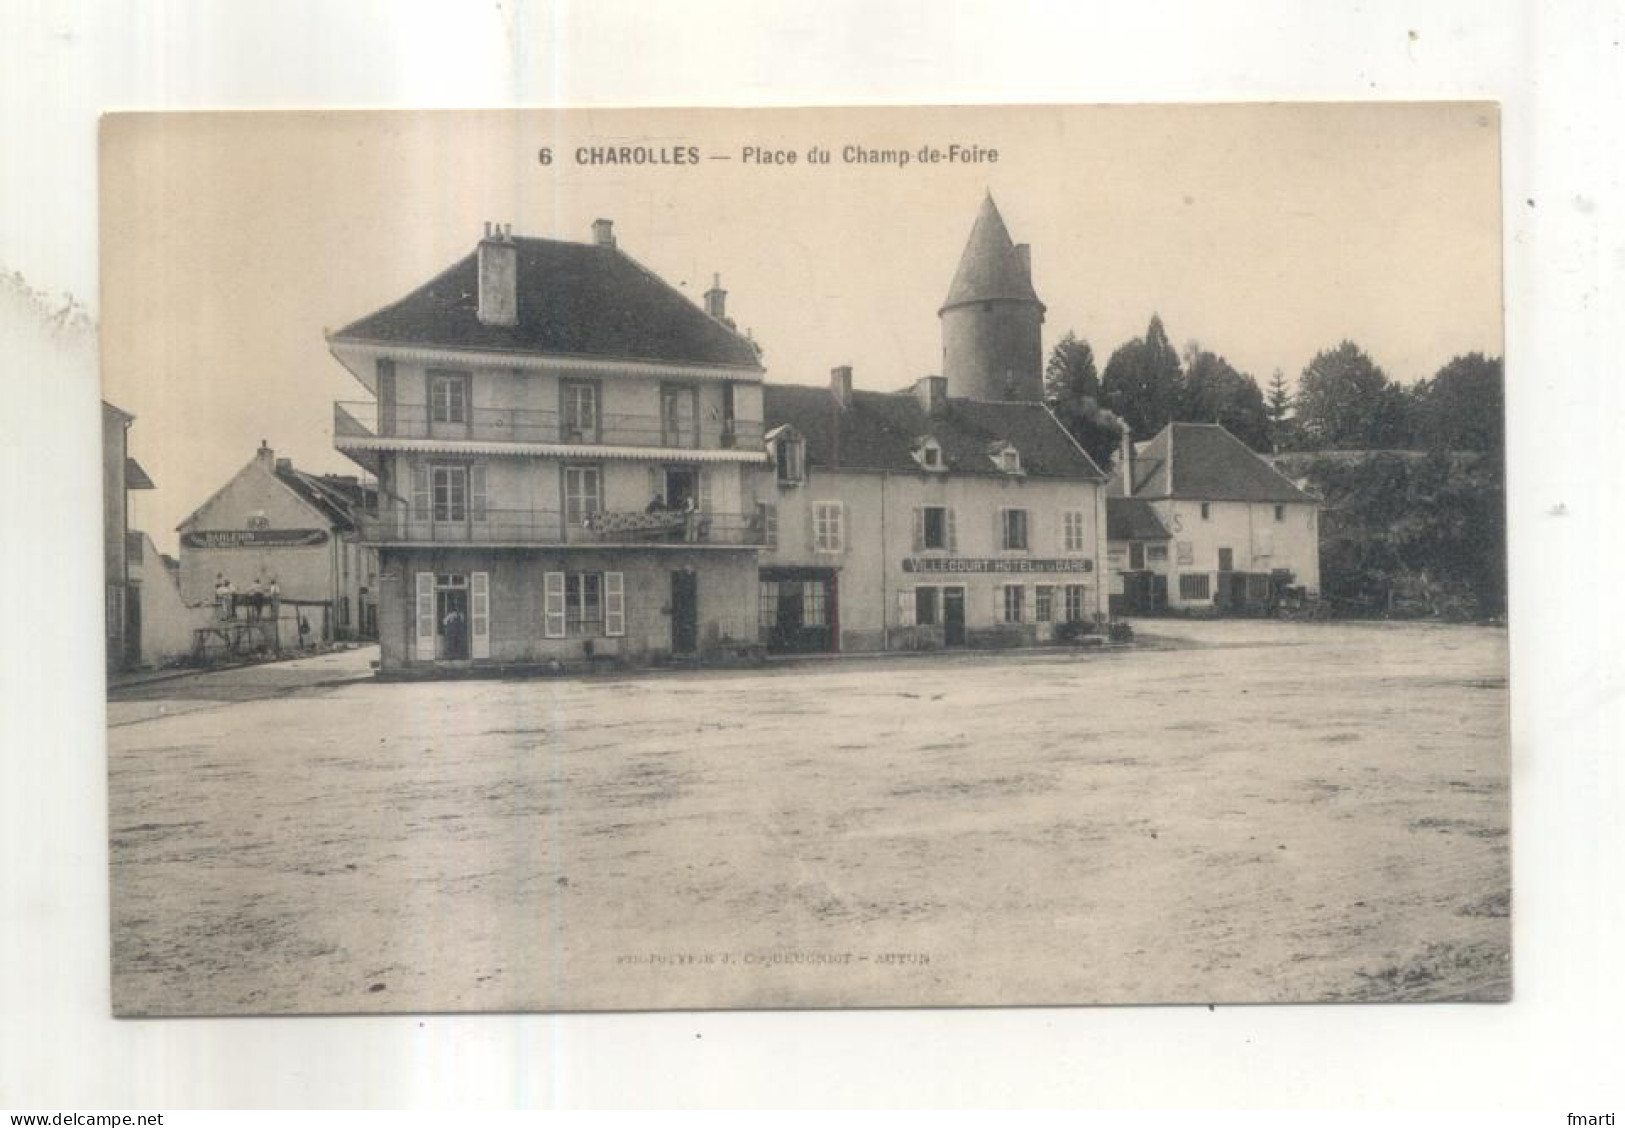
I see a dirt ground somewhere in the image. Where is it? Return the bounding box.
[107,619,1510,1015]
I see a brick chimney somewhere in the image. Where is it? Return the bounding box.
[591,218,616,247]
[914,375,948,417]
[704,273,727,320]
[255,440,274,467]
[275,457,293,475]
[830,365,854,409]
[477,221,517,327]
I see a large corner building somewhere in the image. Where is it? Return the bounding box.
[330,220,769,669]
[330,197,1110,671]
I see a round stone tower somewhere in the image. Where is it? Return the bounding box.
[938,192,1047,402]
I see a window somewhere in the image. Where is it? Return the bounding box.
[544,570,623,639]
[431,465,467,523]
[1176,540,1195,565]
[1274,504,1285,522]
[1063,511,1086,553]
[1064,584,1089,623]
[562,381,599,440]
[1001,508,1029,551]
[990,443,1022,474]
[917,505,952,551]
[814,502,844,553]
[774,434,805,485]
[721,383,738,446]
[429,371,469,425]
[565,572,603,634]
[1002,584,1025,623]
[1179,573,1212,601]
[1146,544,1169,563]
[661,385,698,448]
[915,586,940,626]
[1200,502,1212,520]
[914,438,945,471]
[802,581,828,626]
[564,465,602,527]
[1218,547,1234,572]
[1035,585,1055,623]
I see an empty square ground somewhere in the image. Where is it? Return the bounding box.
[108,619,1510,1014]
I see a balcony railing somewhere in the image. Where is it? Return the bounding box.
[357,504,768,547]
[335,401,764,450]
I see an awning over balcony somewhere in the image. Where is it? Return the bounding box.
[333,435,770,464]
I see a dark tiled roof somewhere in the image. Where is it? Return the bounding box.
[762,384,1105,480]
[940,194,1043,311]
[1109,422,1313,504]
[332,236,763,371]
[1107,497,1171,541]
[274,467,374,531]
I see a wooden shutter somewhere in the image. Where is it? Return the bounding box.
[834,502,846,553]
[648,465,663,506]
[604,571,625,637]
[543,571,566,639]
[947,508,958,553]
[912,508,924,552]
[414,572,436,660]
[411,464,431,522]
[897,587,915,626]
[760,503,778,551]
[698,469,713,513]
[470,464,488,522]
[470,571,490,658]
[377,359,397,436]
[995,508,1007,550]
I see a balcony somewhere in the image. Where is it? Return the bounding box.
[357,504,768,548]
[335,401,764,451]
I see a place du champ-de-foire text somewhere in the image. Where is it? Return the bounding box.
[537,141,1001,170]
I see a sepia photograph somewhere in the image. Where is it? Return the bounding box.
[99,104,1509,1017]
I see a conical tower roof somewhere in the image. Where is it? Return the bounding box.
[939,192,1043,313]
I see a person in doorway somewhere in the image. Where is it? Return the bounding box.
[214,574,231,620]
[442,607,467,659]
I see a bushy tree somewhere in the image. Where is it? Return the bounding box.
[1101,314,1184,440]
[1411,353,1504,453]
[1044,331,1122,469]
[1180,344,1271,450]
[1296,341,1408,449]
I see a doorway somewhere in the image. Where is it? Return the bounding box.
[671,570,699,654]
[943,586,967,647]
[436,575,470,660]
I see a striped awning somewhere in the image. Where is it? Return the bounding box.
[334,435,769,464]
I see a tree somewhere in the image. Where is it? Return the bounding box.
[1179,344,1271,450]
[1265,367,1295,451]
[1411,353,1504,453]
[1296,341,1407,450]
[1043,331,1122,469]
[1101,314,1184,440]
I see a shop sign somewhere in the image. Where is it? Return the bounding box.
[902,557,1093,574]
[182,528,329,549]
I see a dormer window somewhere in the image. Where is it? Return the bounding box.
[767,425,805,486]
[913,436,946,472]
[989,441,1022,474]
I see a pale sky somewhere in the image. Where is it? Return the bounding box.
[100,104,1502,553]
